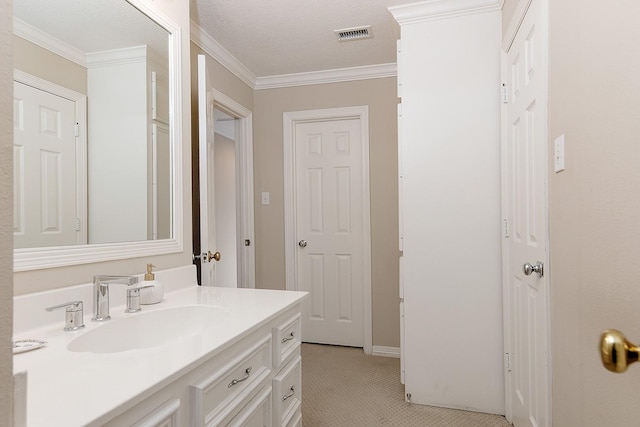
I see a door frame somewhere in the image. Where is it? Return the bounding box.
[283,105,372,354]
[212,89,256,288]
[500,0,552,423]
[13,69,88,245]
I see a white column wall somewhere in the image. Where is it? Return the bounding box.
[87,60,148,243]
[398,10,504,413]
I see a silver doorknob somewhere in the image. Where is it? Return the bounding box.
[298,240,308,248]
[523,261,544,277]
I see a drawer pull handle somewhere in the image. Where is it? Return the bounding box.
[282,386,295,401]
[228,367,252,388]
[281,332,295,343]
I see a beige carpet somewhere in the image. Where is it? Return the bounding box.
[301,343,511,427]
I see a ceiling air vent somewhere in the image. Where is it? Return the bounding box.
[335,26,372,42]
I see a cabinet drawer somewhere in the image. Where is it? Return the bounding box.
[227,386,273,427]
[272,314,301,366]
[272,355,301,427]
[190,335,272,427]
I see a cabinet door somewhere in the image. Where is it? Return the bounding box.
[132,399,180,427]
[227,386,272,427]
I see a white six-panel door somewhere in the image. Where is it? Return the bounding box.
[295,118,365,347]
[503,0,550,425]
[13,81,78,248]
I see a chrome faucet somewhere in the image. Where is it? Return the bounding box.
[92,275,138,321]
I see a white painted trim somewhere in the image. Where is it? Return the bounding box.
[13,17,87,67]
[13,69,88,246]
[283,106,373,355]
[14,2,184,271]
[502,0,533,51]
[389,0,502,25]
[85,45,148,68]
[499,48,512,423]
[190,20,257,89]
[372,346,401,358]
[255,63,397,90]
[212,90,256,289]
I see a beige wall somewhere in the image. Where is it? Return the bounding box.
[1,0,13,422]
[503,0,640,425]
[13,0,193,295]
[13,35,87,94]
[253,78,400,347]
[547,2,640,425]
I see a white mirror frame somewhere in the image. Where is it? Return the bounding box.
[14,0,183,272]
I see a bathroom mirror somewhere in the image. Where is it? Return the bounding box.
[13,0,183,271]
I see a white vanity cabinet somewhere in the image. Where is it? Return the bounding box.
[100,305,303,427]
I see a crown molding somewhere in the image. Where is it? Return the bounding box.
[190,23,396,90]
[190,20,257,89]
[255,63,397,90]
[389,0,502,25]
[13,17,87,67]
[86,45,147,68]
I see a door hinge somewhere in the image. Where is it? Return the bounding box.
[505,352,512,372]
[244,239,251,247]
[503,218,510,238]
[74,218,81,231]
[501,83,509,104]
[74,122,79,137]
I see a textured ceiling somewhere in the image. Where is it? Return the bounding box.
[191,0,409,77]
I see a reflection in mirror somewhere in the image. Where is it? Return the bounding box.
[13,0,172,250]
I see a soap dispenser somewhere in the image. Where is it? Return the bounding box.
[140,264,164,305]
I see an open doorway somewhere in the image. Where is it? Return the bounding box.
[212,108,238,286]
[193,55,255,287]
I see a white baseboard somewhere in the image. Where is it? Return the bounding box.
[372,346,401,358]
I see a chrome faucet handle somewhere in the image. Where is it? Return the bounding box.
[92,275,139,321]
[45,301,85,331]
[125,285,154,313]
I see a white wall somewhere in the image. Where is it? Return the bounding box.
[214,132,238,286]
[395,8,504,413]
[87,58,148,243]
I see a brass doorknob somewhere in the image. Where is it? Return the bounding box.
[207,251,221,262]
[600,329,640,373]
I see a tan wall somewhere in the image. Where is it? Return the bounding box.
[13,35,87,94]
[1,0,13,422]
[14,0,193,295]
[253,78,400,347]
[547,2,640,426]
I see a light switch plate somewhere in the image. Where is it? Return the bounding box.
[554,134,565,173]
[261,192,270,205]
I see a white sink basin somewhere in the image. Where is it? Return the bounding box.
[68,305,229,353]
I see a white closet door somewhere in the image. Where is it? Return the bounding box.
[295,118,364,347]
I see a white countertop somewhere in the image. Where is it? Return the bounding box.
[13,275,307,427]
